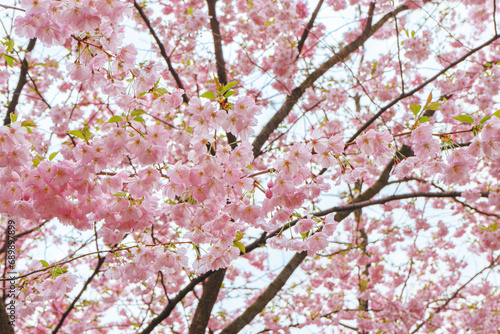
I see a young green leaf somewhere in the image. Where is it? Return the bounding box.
[220,81,238,94]
[419,116,430,123]
[480,116,491,124]
[131,109,145,117]
[10,114,17,123]
[40,260,50,268]
[224,91,237,98]
[49,152,59,161]
[233,241,246,254]
[425,103,440,111]
[410,104,421,116]
[68,130,85,139]
[6,39,14,53]
[453,115,474,124]
[133,116,145,122]
[200,91,216,100]
[108,115,124,123]
[4,54,14,67]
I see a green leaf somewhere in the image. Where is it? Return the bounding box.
[32,159,40,167]
[21,120,36,127]
[418,116,430,123]
[480,116,491,124]
[426,103,440,111]
[49,152,59,161]
[3,54,14,67]
[131,109,145,117]
[200,91,216,100]
[40,260,49,268]
[233,241,246,254]
[493,110,500,118]
[50,266,66,278]
[6,39,14,53]
[68,130,85,139]
[220,81,238,94]
[235,231,245,242]
[133,116,145,122]
[411,30,415,38]
[155,88,168,96]
[410,104,421,116]
[10,114,17,123]
[453,115,474,124]
[224,90,237,98]
[112,192,127,197]
[108,115,124,123]
[82,126,91,140]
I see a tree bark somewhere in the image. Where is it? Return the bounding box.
[189,268,226,334]
[0,298,14,334]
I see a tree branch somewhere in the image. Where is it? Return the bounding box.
[189,268,226,334]
[206,0,238,149]
[133,1,189,104]
[219,251,308,334]
[0,298,13,334]
[0,220,49,255]
[139,271,214,334]
[3,38,37,126]
[315,191,489,217]
[347,33,500,144]
[51,255,106,334]
[296,0,325,57]
[252,4,409,157]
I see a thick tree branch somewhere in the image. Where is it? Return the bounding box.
[207,0,227,86]
[206,0,238,149]
[3,38,36,126]
[133,1,189,104]
[0,298,13,334]
[347,33,500,144]
[315,191,490,217]
[297,0,325,56]
[252,4,409,157]
[219,251,308,334]
[189,268,226,334]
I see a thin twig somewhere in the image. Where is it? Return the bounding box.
[133,1,189,103]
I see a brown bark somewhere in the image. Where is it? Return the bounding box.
[3,38,37,126]
[219,252,307,334]
[189,269,226,334]
[0,298,14,334]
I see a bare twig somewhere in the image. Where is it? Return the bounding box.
[252,4,409,157]
[347,33,500,145]
[133,1,189,104]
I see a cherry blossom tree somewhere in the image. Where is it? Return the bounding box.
[1,0,500,333]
